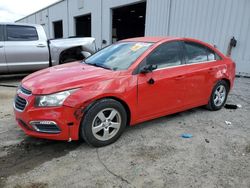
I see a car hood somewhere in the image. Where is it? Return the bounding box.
[22,62,117,95]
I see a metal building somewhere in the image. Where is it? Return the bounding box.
[17,0,250,76]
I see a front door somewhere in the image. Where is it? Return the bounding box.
[0,25,8,74]
[137,41,187,120]
[4,25,49,73]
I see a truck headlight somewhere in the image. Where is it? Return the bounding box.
[35,89,78,107]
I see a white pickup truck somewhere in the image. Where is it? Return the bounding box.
[0,23,96,74]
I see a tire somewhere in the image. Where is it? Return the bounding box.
[60,57,78,64]
[80,99,127,147]
[206,80,229,111]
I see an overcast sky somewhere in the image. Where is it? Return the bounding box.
[0,0,59,22]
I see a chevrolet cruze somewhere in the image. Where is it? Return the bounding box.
[14,37,235,147]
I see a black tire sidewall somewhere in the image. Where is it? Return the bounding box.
[80,99,127,147]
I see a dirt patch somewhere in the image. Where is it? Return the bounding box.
[132,145,176,161]
[0,139,81,187]
[245,144,250,153]
[1,77,250,188]
[14,182,48,188]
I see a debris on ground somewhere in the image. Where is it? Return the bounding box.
[224,104,238,109]
[181,134,193,138]
[245,145,250,153]
[237,104,242,108]
[225,121,232,126]
[205,139,210,143]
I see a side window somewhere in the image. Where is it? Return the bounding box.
[184,42,221,64]
[184,42,208,64]
[146,42,182,69]
[6,25,38,41]
[208,50,222,61]
[208,50,216,61]
[0,25,4,41]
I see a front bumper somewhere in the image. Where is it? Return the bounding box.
[14,93,81,141]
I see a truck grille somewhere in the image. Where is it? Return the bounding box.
[20,86,32,95]
[15,95,27,111]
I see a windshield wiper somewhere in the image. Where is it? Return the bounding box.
[86,62,112,70]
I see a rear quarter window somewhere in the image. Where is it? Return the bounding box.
[184,42,221,64]
[6,25,38,41]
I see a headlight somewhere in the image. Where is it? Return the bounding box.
[35,89,78,107]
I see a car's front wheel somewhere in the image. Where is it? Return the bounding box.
[80,99,127,147]
[206,80,229,111]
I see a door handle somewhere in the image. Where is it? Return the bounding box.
[174,75,185,80]
[147,78,155,85]
[37,44,46,48]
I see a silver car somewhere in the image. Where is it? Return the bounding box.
[0,23,95,74]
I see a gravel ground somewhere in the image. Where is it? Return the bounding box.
[0,77,249,188]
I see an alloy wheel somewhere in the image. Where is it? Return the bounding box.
[213,85,226,107]
[91,108,121,141]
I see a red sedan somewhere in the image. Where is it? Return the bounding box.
[14,37,235,147]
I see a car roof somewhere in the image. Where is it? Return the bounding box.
[121,36,183,43]
[121,36,225,58]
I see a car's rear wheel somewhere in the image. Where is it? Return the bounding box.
[80,99,127,147]
[206,80,229,111]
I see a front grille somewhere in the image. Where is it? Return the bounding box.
[30,121,61,134]
[15,95,27,111]
[20,86,32,95]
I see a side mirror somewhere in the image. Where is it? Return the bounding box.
[139,64,157,74]
[81,51,92,59]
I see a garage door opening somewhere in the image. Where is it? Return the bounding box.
[53,20,63,39]
[112,2,146,42]
[75,14,91,37]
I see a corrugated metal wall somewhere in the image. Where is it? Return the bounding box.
[145,0,171,36]
[17,0,250,75]
[145,0,250,75]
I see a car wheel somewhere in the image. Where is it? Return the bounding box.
[80,99,127,147]
[206,80,229,111]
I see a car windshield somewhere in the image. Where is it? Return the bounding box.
[84,42,153,70]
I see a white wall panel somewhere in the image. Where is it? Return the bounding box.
[101,0,145,47]
[145,0,171,36]
[48,0,68,38]
[67,0,102,47]
[145,0,250,75]
[35,9,49,37]
[15,0,250,75]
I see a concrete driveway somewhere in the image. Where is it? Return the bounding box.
[0,76,249,188]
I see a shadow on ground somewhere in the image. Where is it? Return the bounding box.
[0,74,28,87]
[0,137,81,187]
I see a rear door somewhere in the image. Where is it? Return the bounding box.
[0,25,8,74]
[182,41,221,106]
[5,25,49,73]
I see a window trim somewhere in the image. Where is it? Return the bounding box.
[133,40,224,75]
[154,59,217,71]
[147,41,185,68]
[183,41,222,65]
[6,25,39,41]
[133,40,185,75]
